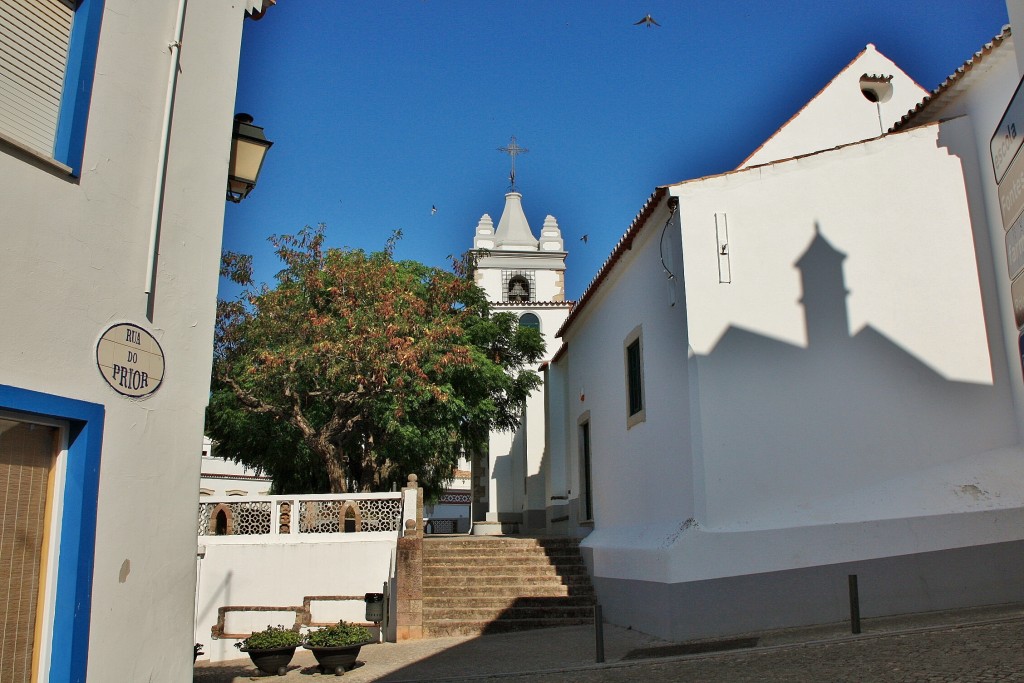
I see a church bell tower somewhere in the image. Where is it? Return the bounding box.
[469,139,572,533]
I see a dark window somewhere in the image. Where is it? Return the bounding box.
[215,510,228,536]
[627,339,643,416]
[519,312,540,331]
[580,421,593,522]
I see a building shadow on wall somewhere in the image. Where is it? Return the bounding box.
[692,224,1011,515]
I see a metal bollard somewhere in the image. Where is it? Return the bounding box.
[848,574,861,634]
[595,604,605,663]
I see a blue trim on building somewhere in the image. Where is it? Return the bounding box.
[0,384,104,683]
[54,0,106,176]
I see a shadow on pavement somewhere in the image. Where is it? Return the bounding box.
[193,623,665,682]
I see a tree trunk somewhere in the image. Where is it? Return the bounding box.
[359,449,376,492]
[308,438,347,493]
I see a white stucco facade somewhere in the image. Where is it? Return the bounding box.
[545,29,1024,641]
[0,1,268,680]
[200,436,273,497]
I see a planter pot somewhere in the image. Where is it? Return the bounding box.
[303,640,372,676]
[240,645,297,676]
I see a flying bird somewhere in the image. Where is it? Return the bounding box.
[634,14,660,27]
[431,205,437,215]
[580,234,589,244]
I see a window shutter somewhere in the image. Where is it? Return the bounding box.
[0,0,75,157]
[0,419,56,683]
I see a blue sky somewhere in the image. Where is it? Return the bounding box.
[224,1,1009,302]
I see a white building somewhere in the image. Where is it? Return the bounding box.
[470,190,573,533]
[544,18,1024,641]
[200,436,272,497]
[0,1,272,680]
[423,462,472,533]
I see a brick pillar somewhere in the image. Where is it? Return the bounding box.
[396,475,423,640]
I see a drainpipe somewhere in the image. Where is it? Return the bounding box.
[145,0,189,322]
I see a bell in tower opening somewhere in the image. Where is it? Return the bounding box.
[508,276,531,302]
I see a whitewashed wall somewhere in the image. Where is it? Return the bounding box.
[679,122,1009,532]
[740,45,926,168]
[554,79,1024,639]
[481,300,570,528]
[0,1,251,680]
[475,267,566,302]
[557,199,693,537]
[196,538,395,662]
[201,439,273,497]
[900,32,1024,436]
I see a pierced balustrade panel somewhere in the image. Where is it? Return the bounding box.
[198,501,273,536]
[299,500,343,533]
[297,498,402,533]
[359,498,402,532]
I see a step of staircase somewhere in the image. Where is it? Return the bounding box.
[424,573,593,588]
[423,557,585,565]
[424,604,597,621]
[424,617,594,638]
[421,535,596,638]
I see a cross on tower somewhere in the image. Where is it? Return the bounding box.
[498,136,528,191]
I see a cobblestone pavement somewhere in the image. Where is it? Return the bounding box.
[471,620,1024,683]
[194,606,1024,683]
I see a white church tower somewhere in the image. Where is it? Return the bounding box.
[471,140,572,533]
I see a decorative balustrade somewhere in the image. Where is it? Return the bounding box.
[198,492,409,540]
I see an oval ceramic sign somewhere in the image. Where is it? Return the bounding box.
[96,323,165,398]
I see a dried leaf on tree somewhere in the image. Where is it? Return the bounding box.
[208,225,544,496]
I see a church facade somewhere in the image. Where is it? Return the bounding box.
[541,23,1024,640]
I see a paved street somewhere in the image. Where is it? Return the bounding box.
[479,620,1024,683]
[195,605,1024,682]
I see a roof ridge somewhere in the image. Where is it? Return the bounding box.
[556,188,668,338]
[492,300,574,306]
[893,25,1011,131]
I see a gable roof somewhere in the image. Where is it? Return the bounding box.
[738,44,926,169]
[893,25,1012,131]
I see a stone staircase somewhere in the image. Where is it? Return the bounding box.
[422,536,597,637]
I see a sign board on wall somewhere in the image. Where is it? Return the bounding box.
[1019,331,1024,383]
[998,147,1024,229]
[1006,211,1024,280]
[1012,274,1024,330]
[96,323,165,398]
[991,75,1024,183]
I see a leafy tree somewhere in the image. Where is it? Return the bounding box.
[208,225,543,495]
[206,390,329,494]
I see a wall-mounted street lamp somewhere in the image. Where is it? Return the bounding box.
[226,113,272,203]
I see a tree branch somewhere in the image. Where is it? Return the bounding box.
[221,375,285,419]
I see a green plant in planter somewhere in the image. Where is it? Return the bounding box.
[235,624,302,651]
[304,621,372,648]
